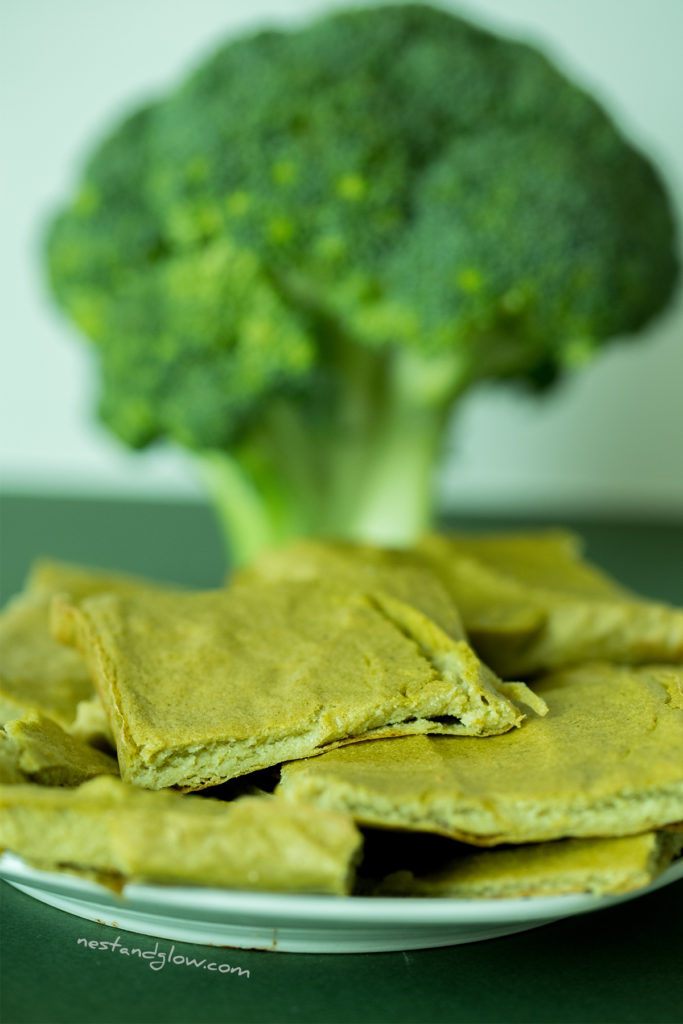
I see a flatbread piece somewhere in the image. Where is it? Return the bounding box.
[374,831,683,898]
[234,538,465,640]
[52,579,539,790]
[0,712,118,786]
[418,531,683,676]
[0,775,361,894]
[0,560,176,739]
[279,663,683,845]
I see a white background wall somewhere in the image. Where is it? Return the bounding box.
[2,0,682,517]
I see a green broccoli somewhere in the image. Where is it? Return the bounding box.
[46,3,679,565]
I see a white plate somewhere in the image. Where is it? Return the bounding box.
[2,851,682,953]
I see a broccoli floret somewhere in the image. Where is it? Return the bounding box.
[46,4,679,564]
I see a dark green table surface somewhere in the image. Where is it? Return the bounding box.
[1,493,682,1024]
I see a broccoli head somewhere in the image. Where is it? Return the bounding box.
[46,3,679,563]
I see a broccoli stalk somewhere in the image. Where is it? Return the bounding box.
[46,4,679,566]
[201,344,465,564]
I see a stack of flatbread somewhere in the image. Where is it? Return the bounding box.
[1,532,682,899]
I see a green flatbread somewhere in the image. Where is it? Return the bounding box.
[417,530,683,677]
[0,775,361,894]
[0,590,94,728]
[0,734,25,785]
[373,831,683,898]
[0,712,118,786]
[52,579,539,791]
[235,538,466,640]
[0,560,174,737]
[26,558,178,602]
[279,663,683,845]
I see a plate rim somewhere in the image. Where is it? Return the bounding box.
[2,850,682,926]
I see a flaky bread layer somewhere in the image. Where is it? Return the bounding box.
[129,677,523,790]
[281,775,683,846]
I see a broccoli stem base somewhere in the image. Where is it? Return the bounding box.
[198,350,464,567]
[199,451,289,567]
[345,401,448,547]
